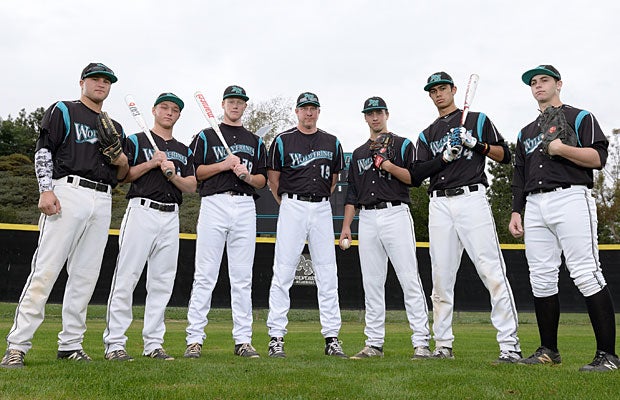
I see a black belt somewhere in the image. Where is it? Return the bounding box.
[219,190,252,196]
[66,176,110,193]
[140,198,176,212]
[432,184,479,198]
[527,185,571,196]
[286,193,328,202]
[361,201,402,210]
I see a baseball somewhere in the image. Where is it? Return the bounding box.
[341,238,350,250]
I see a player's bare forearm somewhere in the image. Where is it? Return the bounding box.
[548,141,602,168]
[340,204,356,240]
[487,144,507,163]
[124,159,160,183]
[169,174,197,193]
[244,174,266,190]
[267,170,282,204]
[113,153,130,180]
[330,174,338,193]
[380,161,411,184]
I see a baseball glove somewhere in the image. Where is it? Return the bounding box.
[369,133,395,168]
[539,106,578,158]
[96,111,122,163]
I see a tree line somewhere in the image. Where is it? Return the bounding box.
[1,106,618,244]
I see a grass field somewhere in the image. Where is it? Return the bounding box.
[0,303,618,399]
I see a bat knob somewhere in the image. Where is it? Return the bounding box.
[165,169,174,178]
[238,173,247,181]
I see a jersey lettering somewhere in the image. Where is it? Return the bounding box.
[74,122,98,144]
[356,157,373,175]
[289,150,333,168]
[524,134,543,155]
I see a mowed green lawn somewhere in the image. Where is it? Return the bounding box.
[0,303,618,399]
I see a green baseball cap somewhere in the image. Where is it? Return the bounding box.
[154,92,184,111]
[521,65,561,85]
[424,71,454,91]
[81,63,118,83]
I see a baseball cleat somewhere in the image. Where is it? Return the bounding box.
[579,350,620,372]
[432,346,455,359]
[518,346,561,365]
[325,337,347,358]
[412,346,432,360]
[57,349,92,362]
[350,345,384,359]
[494,350,522,364]
[144,348,174,360]
[184,343,202,358]
[268,337,286,358]
[105,349,134,361]
[235,343,260,358]
[1,349,25,369]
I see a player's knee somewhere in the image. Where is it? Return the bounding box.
[530,279,558,298]
[574,271,607,297]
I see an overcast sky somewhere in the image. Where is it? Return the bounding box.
[1,0,618,151]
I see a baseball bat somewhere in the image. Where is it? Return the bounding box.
[124,95,173,178]
[460,74,480,127]
[194,91,246,180]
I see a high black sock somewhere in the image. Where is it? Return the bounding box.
[585,286,617,355]
[533,294,560,352]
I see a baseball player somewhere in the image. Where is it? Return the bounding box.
[341,97,456,360]
[103,93,196,362]
[266,92,346,358]
[416,72,521,363]
[1,63,129,369]
[510,65,619,372]
[185,85,267,359]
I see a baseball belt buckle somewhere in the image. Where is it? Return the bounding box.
[445,187,465,197]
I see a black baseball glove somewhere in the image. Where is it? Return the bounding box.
[96,111,122,163]
[539,106,578,158]
[369,133,395,168]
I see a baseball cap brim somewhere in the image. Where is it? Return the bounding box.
[154,93,184,111]
[82,71,118,83]
[223,93,249,101]
[297,100,320,107]
[424,79,453,92]
[362,105,388,113]
[521,67,561,85]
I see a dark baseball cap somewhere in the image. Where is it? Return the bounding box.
[521,65,561,85]
[81,63,117,83]
[424,71,454,91]
[362,96,388,113]
[154,92,184,111]
[223,85,249,101]
[296,92,320,108]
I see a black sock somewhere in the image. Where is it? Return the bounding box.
[585,286,617,355]
[533,294,560,352]
[325,337,337,345]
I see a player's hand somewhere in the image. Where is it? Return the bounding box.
[221,154,241,171]
[150,150,167,168]
[508,212,524,238]
[161,160,175,178]
[546,138,563,156]
[339,229,352,251]
[38,190,61,216]
[455,127,477,149]
[110,152,128,167]
[233,163,250,181]
[442,147,457,162]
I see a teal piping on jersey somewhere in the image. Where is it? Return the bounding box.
[574,110,589,147]
[476,113,487,141]
[276,136,285,166]
[199,130,208,162]
[129,134,140,165]
[418,132,428,145]
[401,138,412,160]
[336,138,342,159]
[517,130,522,142]
[55,102,70,143]
[258,137,263,160]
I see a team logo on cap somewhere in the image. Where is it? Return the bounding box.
[230,86,244,94]
[301,93,318,103]
[429,74,443,83]
[368,99,380,107]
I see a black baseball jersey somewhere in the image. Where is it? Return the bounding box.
[191,123,267,197]
[511,104,608,213]
[123,132,194,205]
[345,134,414,207]
[36,100,125,186]
[416,109,508,192]
[268,127,345,198]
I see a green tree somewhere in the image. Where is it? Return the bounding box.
[593,129,620,243]
[487,142,518,244]
[242,96,296,150]
[0,107,45,156]
[409,183,430,242]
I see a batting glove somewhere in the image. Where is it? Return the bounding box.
[453,127,477,149]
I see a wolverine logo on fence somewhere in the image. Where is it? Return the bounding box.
[294,254,316,286]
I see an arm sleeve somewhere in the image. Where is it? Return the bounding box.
[34,148,53,192]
